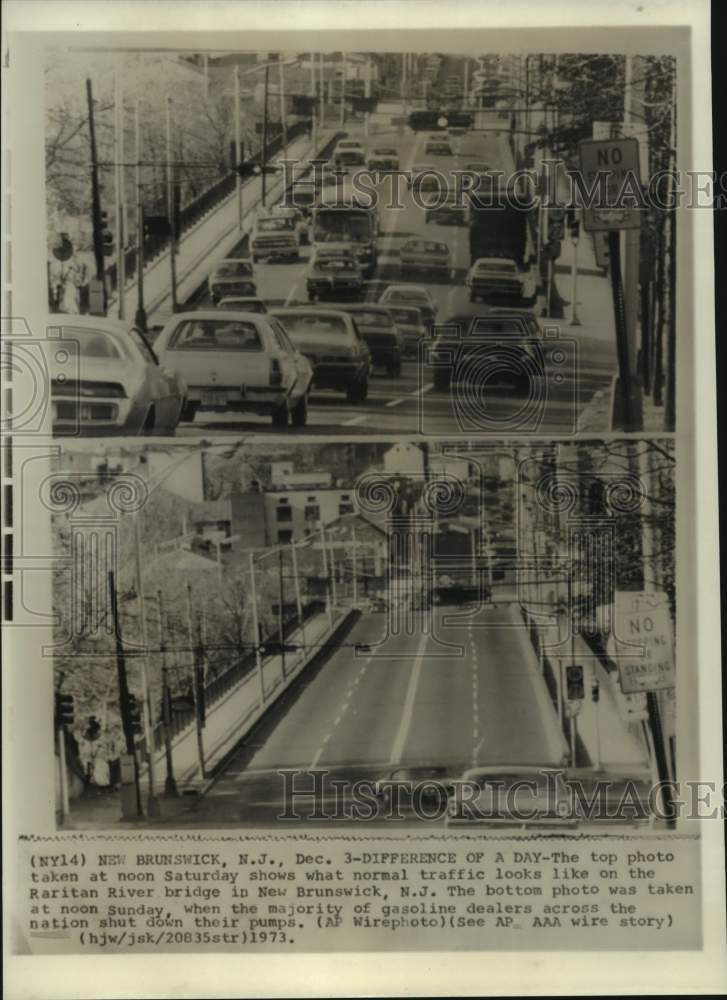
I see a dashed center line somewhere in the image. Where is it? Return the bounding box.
[309,654,372,768]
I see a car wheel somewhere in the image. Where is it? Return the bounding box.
[347,376,368,403]
[291,393,308,427]
[252,255,260,263]
[271,402,290,428]
[433,373,451,392]
[387,359,402,377]
[180,399,198,423]
[307,290,317,303]
[141,406,156,435]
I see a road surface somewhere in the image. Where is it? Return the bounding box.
[181,603,568,825]
[176,121,617,437]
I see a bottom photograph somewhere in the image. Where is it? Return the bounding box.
[48,437,676,830]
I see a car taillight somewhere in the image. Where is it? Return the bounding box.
[270,358,283,387]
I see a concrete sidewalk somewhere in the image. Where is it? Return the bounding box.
[110,128,337,321]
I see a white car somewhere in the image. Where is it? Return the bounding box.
[379,284,437,326]
[333,139,366,168]
[466,256,537,304]
[154,310,313,427]
[49,314,187,437]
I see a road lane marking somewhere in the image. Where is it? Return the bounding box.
[342,414,369,426]
[413,382,434,396]
[385,397,405,408]
[309,654,373,769]
[389,629,429,765]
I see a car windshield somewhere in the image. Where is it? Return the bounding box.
[313,212,371,243]
[387,289,427,303]
[350,310,393,327]
[467,317,531,335]
[277,313,351,339]
[168,318,263,351]
[258,217,292,232]
[62,328,124,360]
[214,261,253,278]
[339,141,361,149]
[404,241,447,254]
[389,307,422,325]
[316,255,356,271]
[219,300,266,313]
[476,261,517,273]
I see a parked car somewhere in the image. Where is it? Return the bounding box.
[272,307,371,402]
[333,138,366,168]
[217,296,268,314]
[250,212,300,262]
[386,304,429,358]
[424,138,453,156]
[208,259,256,304]
[154,310,312,427]
[343,304,404,376]
[399,238,452,276]
[367,146,400,173]
[466,256,536,304]
[379,284,437,327]
[50,315,187,436]
[306,245,364,302]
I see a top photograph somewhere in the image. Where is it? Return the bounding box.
[44,47,678,437]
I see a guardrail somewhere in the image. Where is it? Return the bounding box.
[136,605,358,788]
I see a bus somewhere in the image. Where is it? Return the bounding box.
[310,202,378,277]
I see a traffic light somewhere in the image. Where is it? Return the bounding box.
[100,210,114,256]
[566,665,585,701]
[127,693,143,735]
[547,206,565,242]
[83,715,102,741]
[55,691,75,728]
[567,211,580,242]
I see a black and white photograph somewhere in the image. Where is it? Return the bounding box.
[44,45,678,437]
[2,0,723,992]
[49,437,677,831]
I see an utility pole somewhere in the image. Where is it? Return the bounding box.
[340,52,346,129]
[290,540,306,652]
[608,231,635,431]
[319,523,333,628]
[249,553,265,705]
[86,78,107,311]
[262,64,270,207]
[352,525,358,607]
[114,62,126,319]
[133,513,158,816]
[319,52,325,126]
[234,67,243,231]
[165,96,178,312]
[463,57,469,105]
[569,221,582,326]
[157,590,178,797]
[279,54,288,151]
[364,56,372,137]
[278,547,286,681]
[185,584,205,780]
[134,99,147,331]
[623,55,641,386]
[109,570,143,818]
